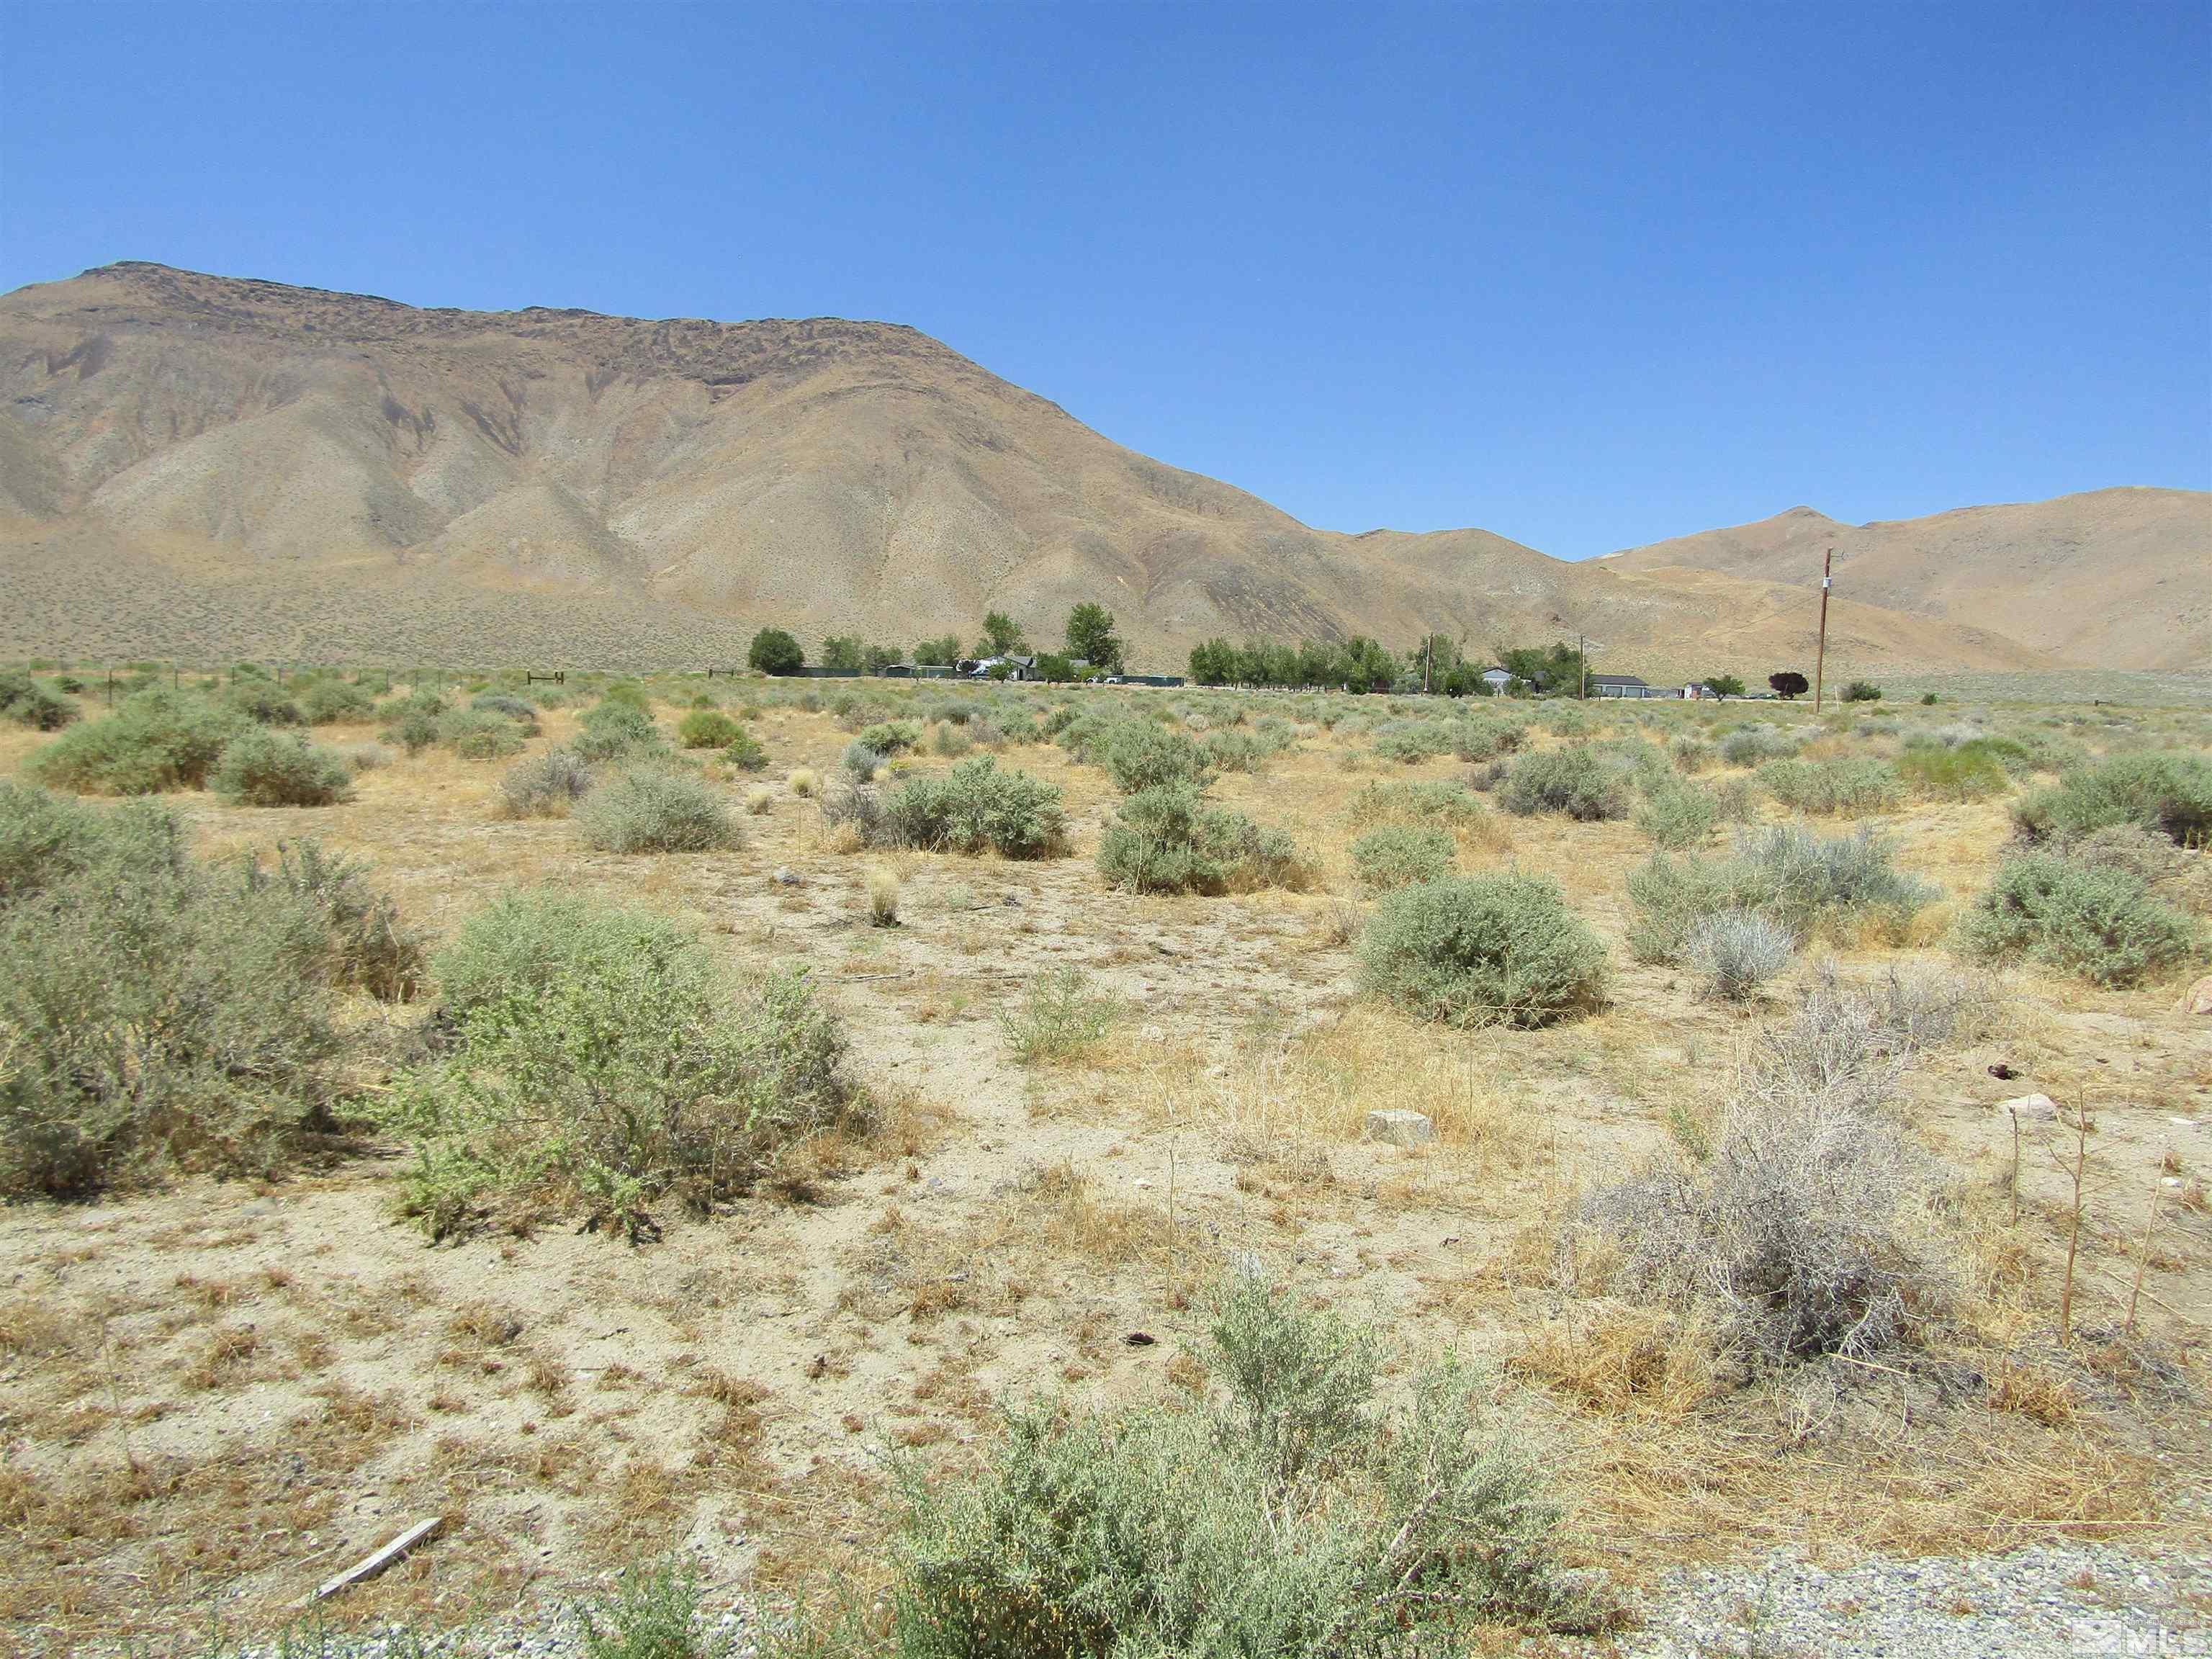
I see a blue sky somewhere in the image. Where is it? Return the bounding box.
[2,1,2205,556]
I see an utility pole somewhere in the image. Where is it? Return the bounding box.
[1814,547,1833,713]
[1578,633,1587,701]
[1424,634,1433,696]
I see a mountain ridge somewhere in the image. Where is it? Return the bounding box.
[0,262,2190,674]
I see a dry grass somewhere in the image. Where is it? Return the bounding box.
[1,678,2206,1647]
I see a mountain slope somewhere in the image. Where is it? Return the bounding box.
[1606,490,2211,671]
[0,261,2096,675]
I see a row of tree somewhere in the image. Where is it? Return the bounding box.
[744,603,1128,678]
[1186,630,1810,698]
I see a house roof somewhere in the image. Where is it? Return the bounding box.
[1589,674,1648,687]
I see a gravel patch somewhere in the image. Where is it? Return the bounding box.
[1622,1542,2209,1657]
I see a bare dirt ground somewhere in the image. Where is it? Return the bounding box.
[2,685,2208,1654]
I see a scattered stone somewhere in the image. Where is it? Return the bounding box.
[1364,1108,1435,1147]
[1997,1093,2061,1122]
[2175,974,2212,1016]
[772,866,800,886]
[1121,1331,1156,1346]
[1987,1061,2020,1080]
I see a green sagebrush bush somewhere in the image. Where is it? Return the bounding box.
[1634,778,1719,848]
[210,728,355,806]
[1453,716,1525,762]
[1961,853,2200,987]
[1359,873,1608,1029]
[498,748,593,819]
[573,699,665,763]
[220,678,306,727]
[879,1270,1604,1656]
[1350,823,1455,891]
[379,892,861,1239]
[1097,782,1308,895]
[467,692,541,733]
[1756,756,1902,816]
[296,678,377,724]
[678,708,743,749]
[884,755,1067,858]
[721,729,770,771]
[1625,824,1933,963]
[1103,720,1213,793]
[1370,719,1455,763]
[1498,745,1629,821]
[2015,751,2212,848]
[574,766,742,853]
[28,689,245,793]
[1719,724,1797,766]
[378,689,446,755]
[1896,740,2012,801]
[0,786,416,1195]
[0,670,77,732]
[435,707,530,761]
[858,719,924,756]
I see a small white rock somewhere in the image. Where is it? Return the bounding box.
[1995,1093,2059,1121]
[1364,1108,1434,1147]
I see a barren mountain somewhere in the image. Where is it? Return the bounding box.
[1606,490,2211,672]
[0,261,2112,675]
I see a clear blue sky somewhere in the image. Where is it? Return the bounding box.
[2,1,2205,556]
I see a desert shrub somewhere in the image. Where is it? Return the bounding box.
[1680,909,1794,1001]
[1896,740,2011,801]
[1351,824,1455,891]
[931,721,973,758]
[435,707,529,760]
[721,730,769,771]
[819,778,894,845]
[29,690,244,793]
[1634,778,1719,848]
[574,700,663,763]
[1354,778,1488,828]
[577,1560,731,1659]
[1201,727,1274,772]
[379,893,858,1238]
[1757,756,1902,816]
[858,719,924,756]
[882,1270,1602,1648]
[467,693,541,734]
[1452,717,1525,762]
[262,838,427,1002]
[0,790,397,1194]
[598,680,652,712]
[788,768,819,799]
[1960,853,2200,987]
[1840,680,1882,703]
[866,866,901,928]
[1719,724,1797,766]
[883,757,1066,858]
[1669,734,1715,774]
[2014,752,2212,848]
[0,672,78,731]
[1358,873,1607,1028]
[1371,719,1455,763]
[574,767,742,854]
[221,678,306,727]
[840,739,884,782]
[1498,747,1628,821]
[1104,721,1213,793]
[744,785,774,815]
[997,965,1118,1063]
[1097,783,1308,895]
[296,679,376,724]
[1625,824,1932,961]
[210,729,354,806]
[499,749,593,818]
[678,709,742,749]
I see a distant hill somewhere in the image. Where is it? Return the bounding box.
[0,261,2141,675]
[1605,490,2211,672]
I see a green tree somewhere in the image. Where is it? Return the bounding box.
[747,628,804,676]
[1408,633,1462,689]
[1034,652,1076,683]
[819,635,864,673]
[976,611,1028,657]
[914,634,962,667]
[1341,636,1398,691]
[1704,673,1746,698]
[1769,670,1809,700]
[1189,638,1237,685]
[1498,642,1585,696]
[863,643,902,673]
[1066,602,1124,673]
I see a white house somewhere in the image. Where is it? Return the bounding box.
[1478,666,1514,693]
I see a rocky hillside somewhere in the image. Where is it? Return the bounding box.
[0,262,2115,674]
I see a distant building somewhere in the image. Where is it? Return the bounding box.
[1478,666,1514,693]
[1588,673,1669,699]
[959,655,1038,680]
